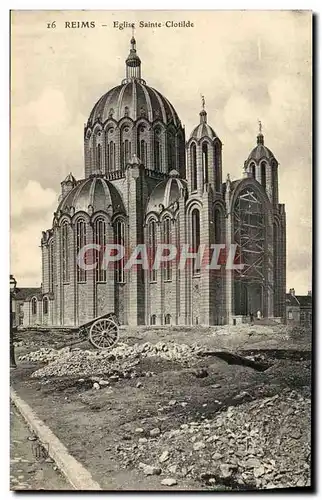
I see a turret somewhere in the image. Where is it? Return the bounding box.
[187,96,222,194]
[244,121,279,205]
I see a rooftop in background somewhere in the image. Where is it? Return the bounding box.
[14,287,42,300]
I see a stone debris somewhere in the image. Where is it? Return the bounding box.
[159,450,170,463]
[139,463,161,476]
[118,390,311,490]
[22,341,202,378]
[150,427,161,437]
[161,478,177,486]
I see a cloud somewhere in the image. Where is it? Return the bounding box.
[11,181,58,286]
[11,180,57,219]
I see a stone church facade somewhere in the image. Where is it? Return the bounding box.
[23,37,286,328]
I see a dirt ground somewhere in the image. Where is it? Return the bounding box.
[11,323,312,491]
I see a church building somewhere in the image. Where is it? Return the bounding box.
[22,37,286,328]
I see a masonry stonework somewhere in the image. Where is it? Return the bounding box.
[25,37,286,328]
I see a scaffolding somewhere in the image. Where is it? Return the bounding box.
[233,188,266,315]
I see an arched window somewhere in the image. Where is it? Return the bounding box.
[215,143,221,192]
[95,218,107,282]
[31,297,37,315]
[115,219,125,283]
[191,143,197,191]
[148,220,157,282]
[62,221,69,283]
[76,219,86,283]
[109,141,115,171]
[121,134,132,168]
[272,161,278,203]
[97,144,101,170]
[165,314,171,325]
[49,240,54,292]
[154,129,162,172]
[162,217,172,281]
[191,208,201,275]
[261,162,267,190]
[250,162,256,179]
[43,297,49,315]
[202,143,209,184]
[150,314,156,325]
[168,133,176,171]
[214,207,223,244]
[139,139,146,166]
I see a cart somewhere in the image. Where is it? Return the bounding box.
[75,312,120,349]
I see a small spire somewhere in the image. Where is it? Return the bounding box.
[199,94,207,124]
[257,119,264,145]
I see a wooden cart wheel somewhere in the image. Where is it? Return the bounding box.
[89,317,119,349]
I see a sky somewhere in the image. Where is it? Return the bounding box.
[11,10,312,294]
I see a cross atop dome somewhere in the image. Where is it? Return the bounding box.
[200,94,207,124]
[257,119,264,145]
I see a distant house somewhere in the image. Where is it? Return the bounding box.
[286,288,312,327]
[12,287,42,327]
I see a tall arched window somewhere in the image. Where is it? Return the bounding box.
[214,207,223,244]
[191,143,197,191]
[121,137,132,168]
[62,221,69,283]
[162,217,172,281]
[49,240,54,292]
[148,220,157,282]
[191,208,201,275]
[250,162,256,179]
[109,141,115,171]
[138,139,146,166]
[168,133,176,171]
[31,297,37,315]
[202,143,209,184]
[92,134,97,169]
[76,219,86,283]
[154,128,162,171]
[261,162,267,190]
[115,219,125,283]
[97,144,101,170]
[214,142,222,192]
[43,296,49,315]
[95,218,107,282]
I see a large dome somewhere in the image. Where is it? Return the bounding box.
[83,37,186,179]
[87,36,181,129]
[57,175,125,215]
[87,79,181,128]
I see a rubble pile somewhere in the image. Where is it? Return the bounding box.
[23,341,202,378]
[110,341,202,362]
[30,348,140,379]
[18,347,64,363]
[118,390,311,490]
